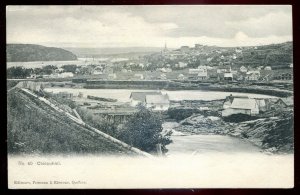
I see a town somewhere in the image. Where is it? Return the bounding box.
[8,42,293,84]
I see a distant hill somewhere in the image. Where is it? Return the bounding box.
[236,42,293,68]
[7,44,77,62]
[64,47,165,58]
[190,41,293,69]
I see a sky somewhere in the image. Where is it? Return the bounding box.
[6,5,292,48]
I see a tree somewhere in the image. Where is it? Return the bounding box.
[7,67,31,78]
[61,64,77,73]
[119,106,172,154]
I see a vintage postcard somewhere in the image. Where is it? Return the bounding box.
[6,5,294,188]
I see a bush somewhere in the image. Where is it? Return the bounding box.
[77,107,119,136]
[223,114,259,123]
[167,107,200,121]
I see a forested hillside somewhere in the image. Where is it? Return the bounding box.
[7,44,77,62]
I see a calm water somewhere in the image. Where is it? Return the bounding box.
[44,88,276,102]
[7,60,88,68]
[163,121,261,155]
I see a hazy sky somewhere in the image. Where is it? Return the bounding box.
[6,5,292,48]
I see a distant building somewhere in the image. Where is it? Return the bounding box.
[264,66,272,71]
[145,94,170,111]
[108,73,117,80]
[93,66,103,75]
[178,62,188,68]
[130,91,162,106]
[217,65,231,74]
[275,72,293,80]
[133,74,144,80]
[255,99,267,112]
[198,65,209,70]
[60,72,74,78]
[161,73,167,80]
[275,97,294,108]
[161,68,172,73]
[245,71,260,81]
[26,74,37,79]
[189,67,207,75]
[206,57,213,62]
[223,95,249,109]
[240,66,248,73]
[177,74,185,80]
[235,49,243,53]
[224,72,233,81]
[197,70,208,80]
[222,98,259,117]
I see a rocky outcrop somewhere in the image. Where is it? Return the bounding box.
[175,114,225,134]
[226,112,294,153]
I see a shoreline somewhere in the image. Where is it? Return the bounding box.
[7,79,293,97]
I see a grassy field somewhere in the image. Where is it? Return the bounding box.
[7,88,137,155]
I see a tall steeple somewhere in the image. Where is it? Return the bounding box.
[163,42,168,53]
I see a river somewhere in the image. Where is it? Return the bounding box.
[162,121,261,155]
[44,87,276,102]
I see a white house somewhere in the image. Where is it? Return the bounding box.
[264,66,272,71]
[240,66,248,73]
[60,72,74,78]
[197,71,208,80]
[145,94,170,111]
[223,95,249,109]
[245,71,260,81]
[189,67,207,75]
[129,91,162,107]
[224,72,233,81]
[222,98,259,117]
[177,74,185,80]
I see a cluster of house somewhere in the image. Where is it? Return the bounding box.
[183,65,293,81]
[129,91,170,111]
[221,94,293,117]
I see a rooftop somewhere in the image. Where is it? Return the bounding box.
[130,91,162,102]
[146,94,170,104]
[230,98,258,110]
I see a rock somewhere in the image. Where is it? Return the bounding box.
[176,114,225,134]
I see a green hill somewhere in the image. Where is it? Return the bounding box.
[7,87,137,155]
[7,44,77,62]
